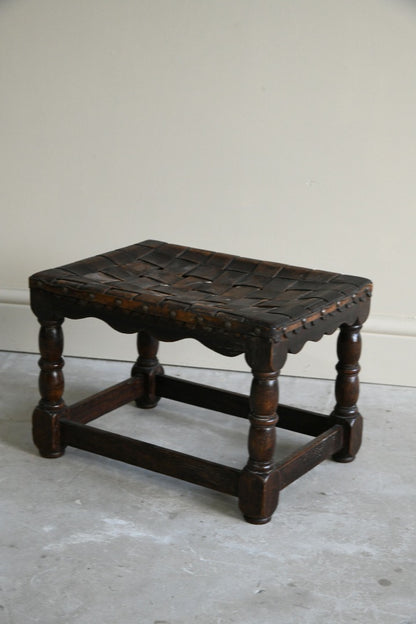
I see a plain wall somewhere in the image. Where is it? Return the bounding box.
[1,0,415,385]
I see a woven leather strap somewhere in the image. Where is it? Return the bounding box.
[30,240,372,338]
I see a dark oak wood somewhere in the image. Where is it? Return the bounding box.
[238,340,286,524]
[131,331,164,408]
[277,404,333,437]
[277,425,343,490]
[32,319,67,458]
[156,374,249,417]
[156,374,333,436]
[238,367,280,524]
[331,322,364,462]
[68,377,144,425]
[60,419,240,496]
[29,240,372,523]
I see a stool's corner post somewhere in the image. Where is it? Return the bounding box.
[131,330,164,409]
[331,321,363,463]
[238,340,287,524]
[32,318,67,458]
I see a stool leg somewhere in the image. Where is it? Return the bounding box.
[239,368,280,524]
[131,331,164,408]
[32,319,67,458]
[331,322,363,463]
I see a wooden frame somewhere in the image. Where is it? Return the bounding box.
[29,241,371,524]
[31,324,364,524]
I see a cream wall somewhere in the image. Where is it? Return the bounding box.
[1,0,415,385]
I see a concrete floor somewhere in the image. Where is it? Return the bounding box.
[1,351,415,624]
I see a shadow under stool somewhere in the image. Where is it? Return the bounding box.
[29,240,372,524]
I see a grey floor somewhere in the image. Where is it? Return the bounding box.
[1,351,415,624]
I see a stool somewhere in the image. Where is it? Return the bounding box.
[29,240,372,524]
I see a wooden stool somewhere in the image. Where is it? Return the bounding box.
[29,240,372,524]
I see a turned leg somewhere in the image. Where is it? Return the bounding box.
[331,322,363,463]
[238,367,280,524]
[32,319,67,458]
[131,331,164,408]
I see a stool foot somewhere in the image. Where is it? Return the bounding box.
[239,469,280,524]
[243,515,272,525]
[334,455,355,464]
[332,413,363,463]
[32,408,66,458]
[32,319,67,458]
[131,331,164,408]
[331,322,363,462]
